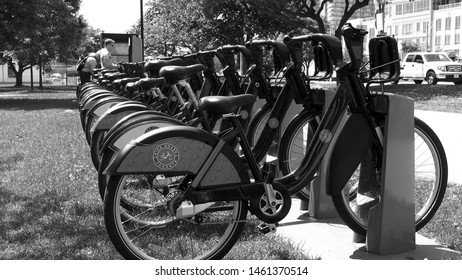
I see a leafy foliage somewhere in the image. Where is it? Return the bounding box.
[240,0,371,38]
[141,0,303,57]
[0,0,87,86]
[401,41,420,54]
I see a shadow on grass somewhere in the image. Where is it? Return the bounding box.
[0,85,77,93]
[0,152,24,172]
[0,187,117,259]
[0,97,77,111]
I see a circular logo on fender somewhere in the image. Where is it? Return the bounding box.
[319,129,333,143]
[153,143,180,169]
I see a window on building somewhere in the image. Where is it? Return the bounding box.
[385,5,391,16]
[412,0,430,12]
[423,0,430,10]
[402,24,413,35]
[445,34,451,45]
[423,21,428,33]
[435,35,441,46]
[416,23,420,33]
[436,19,441,31]
[395,25,399,36]
[396,4,403,15]
[404,2,413,14]
[446,17,451,30]
[456,16,461,30]
[455,33,460,45]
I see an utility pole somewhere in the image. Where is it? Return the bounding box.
[375,0,387,35]
[140,0,144,61]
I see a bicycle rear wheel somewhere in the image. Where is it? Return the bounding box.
[332,117,448,235]
[104,173,247,259]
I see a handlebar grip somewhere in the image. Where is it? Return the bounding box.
[341,23,368,69]
[341,23,368,40]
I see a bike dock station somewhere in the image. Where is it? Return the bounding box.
[276,86,459,259]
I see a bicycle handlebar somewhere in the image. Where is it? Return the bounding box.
[245,40,291,70]
[283,34,343,67]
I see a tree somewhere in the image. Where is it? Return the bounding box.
[240,0,371,38]
[140,0,207,56]
[139,0,303,57]
[0,0,87,86]
[202,0,300,44]
[401,41,420,55]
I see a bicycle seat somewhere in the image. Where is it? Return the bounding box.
[120,77,140,87]
[100,69,118,75]
[125,82,138,94]
[106,72,128,82]
[144,58,185,77]
[136,77,166,91]
[159,64,206,84]
[198,94,255,115]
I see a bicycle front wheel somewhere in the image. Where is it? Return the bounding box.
[278,110,317,201]
[104,174,248,259]
[332,117,448,236]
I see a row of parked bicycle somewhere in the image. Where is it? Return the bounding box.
[76,24,448,260]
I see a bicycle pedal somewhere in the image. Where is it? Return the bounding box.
[257,222,277,234]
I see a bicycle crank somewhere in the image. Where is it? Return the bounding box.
[249,181,291,223]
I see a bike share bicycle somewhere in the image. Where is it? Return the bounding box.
[99,25,447,259]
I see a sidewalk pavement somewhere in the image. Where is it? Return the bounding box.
[276,110,462,260]
[277,199,460,260]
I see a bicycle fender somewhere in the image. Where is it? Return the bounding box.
[100,111,180,152]
[326,113,375,196]
[100,117,184,155]
[91,101,150,132]
[82,93,118,111]
[104,126,250,188]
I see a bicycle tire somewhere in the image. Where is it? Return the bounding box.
[104,174,247,259]
[90,130,107,170]
[277,110,317,201]
[246,102,283,161]
[331,117,448,236]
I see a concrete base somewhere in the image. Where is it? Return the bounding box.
[276,198,460,260]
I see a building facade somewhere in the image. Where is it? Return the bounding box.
[344,0,462,59]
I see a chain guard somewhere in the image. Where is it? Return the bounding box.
[249,182,291,223]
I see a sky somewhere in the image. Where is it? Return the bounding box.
[79,0,148,33]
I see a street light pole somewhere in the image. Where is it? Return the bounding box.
[140,0,144,61]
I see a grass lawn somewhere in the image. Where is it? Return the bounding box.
[370,83,462,113]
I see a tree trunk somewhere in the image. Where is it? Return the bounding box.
[39,56,43,88]
[14,71,23,87]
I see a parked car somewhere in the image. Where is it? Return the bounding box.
[400,52,462,85]
[51,73,62,82]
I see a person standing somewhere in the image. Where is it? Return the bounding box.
[79,52,98,85]
[97,38,119,70]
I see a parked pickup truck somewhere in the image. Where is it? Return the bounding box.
[400,52,462,85]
